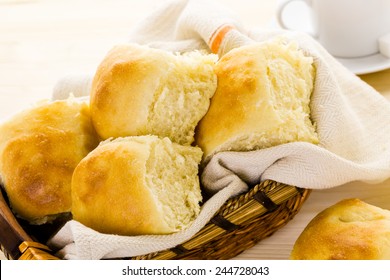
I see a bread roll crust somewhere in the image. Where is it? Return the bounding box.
[290,199,390,260]
[195,39,318,160]
[71,136,203,236]
[90,44,169,139]
[72,140,170,235]
[0,99,99,224]
[90,43,217,144]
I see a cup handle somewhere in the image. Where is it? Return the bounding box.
[277,0,315,36]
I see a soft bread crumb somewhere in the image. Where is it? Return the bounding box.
[195,38,318,161]
[72,135,203,235]
[145,137,202,231]
[90,44,217,145]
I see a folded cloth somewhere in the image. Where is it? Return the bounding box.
[49,0,390,259]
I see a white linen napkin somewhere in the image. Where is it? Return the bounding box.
[49,0,390,259]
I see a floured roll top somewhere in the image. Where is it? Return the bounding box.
[90,43,217,145]
[71,135,203,235]
[195,39,319,161]
[0,98,99,224]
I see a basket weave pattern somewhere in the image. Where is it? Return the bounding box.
[0,180,309,260]
[131,180,310,260]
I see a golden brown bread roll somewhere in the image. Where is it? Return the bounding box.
[290,199,390,260]
[0,98,99,224]
[90,43,217,145]
[195,39,319,161]
[71,135,202,236]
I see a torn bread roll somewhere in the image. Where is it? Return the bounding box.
[0,98,99,224]
[290,199,390,260]
[71,135,203,235]
[90,43,217,145]
[195,39,319,161]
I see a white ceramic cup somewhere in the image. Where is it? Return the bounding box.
[277,0,390,58]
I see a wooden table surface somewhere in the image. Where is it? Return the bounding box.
[1,0,390,260]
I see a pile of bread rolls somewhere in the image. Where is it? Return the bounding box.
[0,39,318,236]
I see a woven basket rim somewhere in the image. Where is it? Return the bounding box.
[0,180,310,260]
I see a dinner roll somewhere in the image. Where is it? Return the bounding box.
[195,39,319,161]
[0,98,99,224]
[90,43,217,145]
[290,199,390,260]
[71,135,202,235]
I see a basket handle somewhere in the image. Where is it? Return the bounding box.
[0,189,32,259]
[0,189,59,259]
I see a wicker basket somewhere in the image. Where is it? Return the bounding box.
[0,180,310,260]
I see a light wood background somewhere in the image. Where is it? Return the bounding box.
[1,0,390,260]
